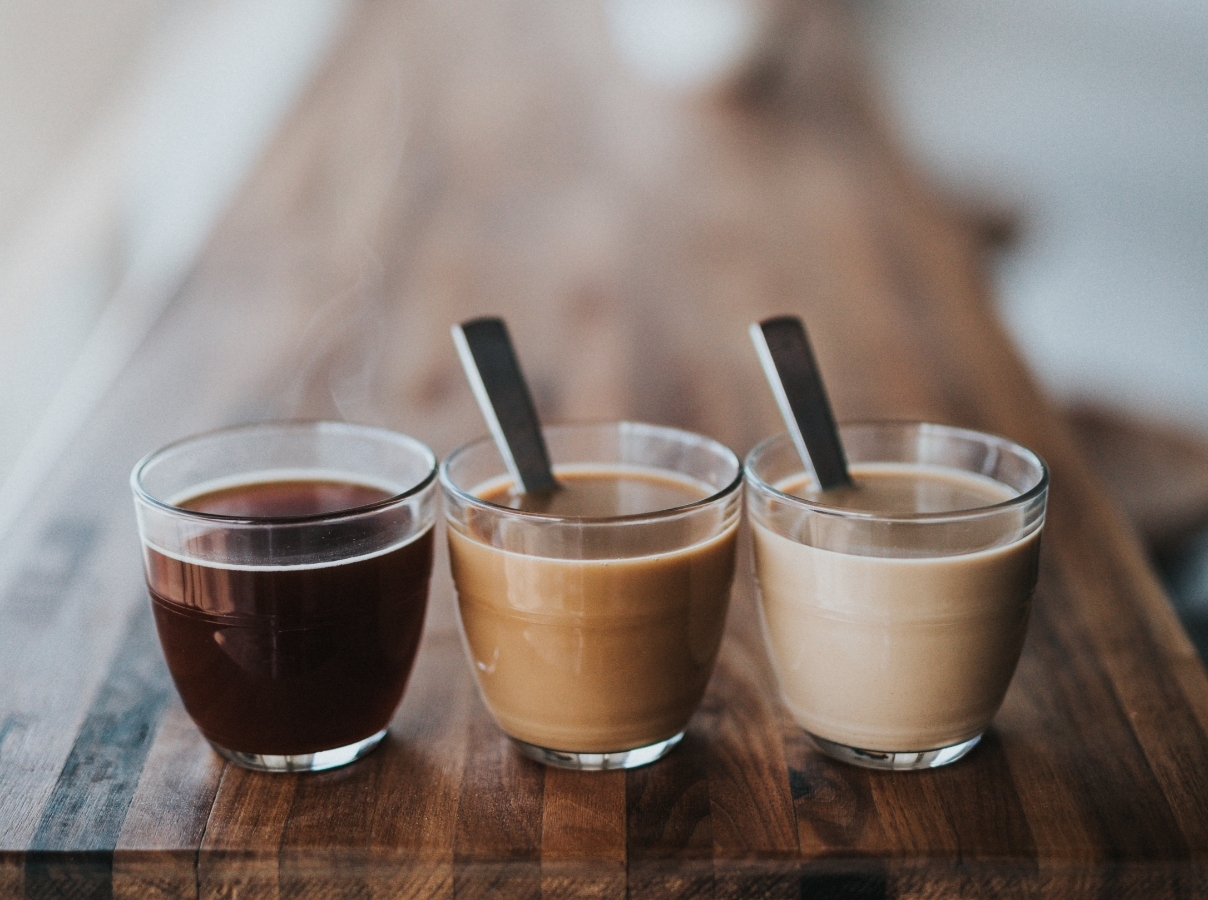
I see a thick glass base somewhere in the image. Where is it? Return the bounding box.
[808,731,982,771]
[512,731,684,770]
[209,728,388,773]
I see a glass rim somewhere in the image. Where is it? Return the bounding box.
[744,420,1050,524]
[130,420,438,526]
[439,420,743,524]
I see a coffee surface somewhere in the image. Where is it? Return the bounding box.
[178,477,392,517]
[146,478,433,756]
[785,463,1016,513]
[754,462,1040,752]
[480,467,711,516]
[449,466,737,753]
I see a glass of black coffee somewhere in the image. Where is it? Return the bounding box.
[131,422,437,772]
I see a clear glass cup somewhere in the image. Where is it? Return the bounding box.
[131,421,438,772]
[745,422,1048,770]
[440,422,742,770]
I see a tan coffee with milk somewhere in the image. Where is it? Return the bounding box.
[448,467,738,752]
[753,462,1041,752]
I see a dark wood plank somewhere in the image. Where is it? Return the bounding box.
[627,732,714,899]
[0,520,150,863]
[540,768,626,900]
[362,628,472,899]
[23,604,173,900]
[700,547,800,899]
[197,766,296,900]
[1054,454,1208,829]
[452,705,544,899]
[783,735,888,858]
[0,852,19,900]
[113,703,224,899]
[277,752,385,898]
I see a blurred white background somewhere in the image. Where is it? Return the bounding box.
[855,0,1208,432]
[0,0,349,535]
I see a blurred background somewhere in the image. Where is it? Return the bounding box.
[1,0,1206,647]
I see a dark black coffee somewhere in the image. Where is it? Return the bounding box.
[145,479,433,756]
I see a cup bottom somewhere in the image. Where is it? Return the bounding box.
[209,728,388,773]
[511,731,684,770]
[807,731,982,771]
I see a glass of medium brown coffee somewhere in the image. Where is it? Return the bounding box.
[746,422,1049,770]
[131,421,437,773]
[441,422,742,770]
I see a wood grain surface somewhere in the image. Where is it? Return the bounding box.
[2,0,1207,897]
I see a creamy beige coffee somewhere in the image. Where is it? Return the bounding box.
[447,467,738,752]
[753,463,1041,752]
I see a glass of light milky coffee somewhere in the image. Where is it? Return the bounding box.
[441,422,742,769]
[131,422,437,772]
[746,422,1048,770]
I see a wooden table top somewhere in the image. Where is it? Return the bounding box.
[3,1,1208,897]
